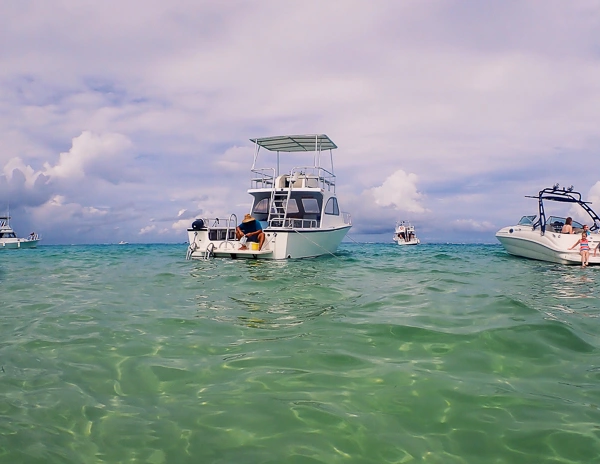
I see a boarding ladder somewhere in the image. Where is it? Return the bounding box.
[267,183,292,227]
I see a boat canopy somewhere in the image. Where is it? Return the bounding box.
[526,185,600,233]
[250,134,337,152]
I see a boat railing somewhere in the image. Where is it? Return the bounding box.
[250,166,336,192]
[267,218,319,229]
[250,168,276,189]
[289,166,336,192]
[201,215,238,242]
[342,212,352,225]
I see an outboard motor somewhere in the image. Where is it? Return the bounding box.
[191,219,205,231]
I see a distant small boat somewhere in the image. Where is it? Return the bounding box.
[393,221,420,246]
[0,215,40,249]
[118,241,128,245]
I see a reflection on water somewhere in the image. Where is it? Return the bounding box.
[516,263,600,325]
[551,272,595,300]
[191,257,342,329]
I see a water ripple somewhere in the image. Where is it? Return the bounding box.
[2,243,600,462]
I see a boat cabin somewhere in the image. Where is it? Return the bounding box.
[246,135,342,230]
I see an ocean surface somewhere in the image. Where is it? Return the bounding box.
[1,243,600,463]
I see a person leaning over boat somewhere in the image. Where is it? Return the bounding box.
[236,214,265,250]
[569,231,590,267]
[561,217,574,234]
[398,225,406,241]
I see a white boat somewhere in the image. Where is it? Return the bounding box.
[393,221,420,245]
[496,185,600,265]
[0,216,40,249]
[186,134,352,260]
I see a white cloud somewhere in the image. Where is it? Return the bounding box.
[588,182,600,207]
[450,219,497,233]
[370,170,428,213]
[42,131,132,181]
[3,157,41,188]
[214,145,253,172]
[171,218,191,232]
[139,225,156,235]
[31,195,110,234]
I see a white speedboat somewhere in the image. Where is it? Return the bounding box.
[496,185,600,265]
[392,220,420,246]
[0,216,40,249]
[186,134,352,260]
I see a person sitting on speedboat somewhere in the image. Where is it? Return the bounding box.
[236,214,265,250]
[569,231,590,267]
[561,217,574,234]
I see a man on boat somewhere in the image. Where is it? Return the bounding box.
[236,214,265,250]
[398,225,406,241]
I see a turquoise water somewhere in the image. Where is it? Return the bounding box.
[1,243,600,463]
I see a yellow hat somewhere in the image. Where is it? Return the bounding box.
[242,214,255,223]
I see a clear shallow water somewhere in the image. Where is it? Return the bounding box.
[1,243,600,463]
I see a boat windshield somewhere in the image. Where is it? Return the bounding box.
[518,215,536,226]
[547,216,584,230]
[524,186,600,233]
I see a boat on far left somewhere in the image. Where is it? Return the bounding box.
[0,215,40,249]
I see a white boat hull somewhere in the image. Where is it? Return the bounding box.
[187,226,350,260]
[496,226,600,265]
[393,237,420,246]
[0,239,39,249]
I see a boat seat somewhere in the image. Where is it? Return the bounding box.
[275,175,290,189]
[302,176,319,188]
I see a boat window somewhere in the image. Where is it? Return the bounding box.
[301,198,320,214]
[518,215,536,225]
[324,198,339,216]
[284,199,299,214]
[253,198,269,214]
[546,216,584,229]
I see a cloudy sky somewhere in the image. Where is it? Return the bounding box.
[1,0,600,245]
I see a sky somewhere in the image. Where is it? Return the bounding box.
[1,0,600,245]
